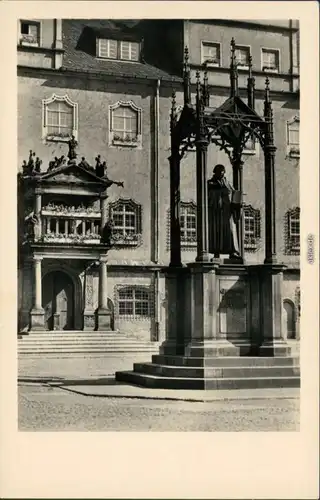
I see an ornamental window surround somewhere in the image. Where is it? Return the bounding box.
[261,48,280,73]
[97,38,140,62]
[42,94,78,142]
[243,205,261,252]
[201,41,221,67]
[109,101,142,148]
[117,286,152,319]
[286,116,300,158]
[235,45,251,70]
[109,198,142,247]
[286,207,300,254]
[19,20,41,47]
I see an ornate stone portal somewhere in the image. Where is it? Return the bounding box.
[18,142,124,332]
[116,39,299,389]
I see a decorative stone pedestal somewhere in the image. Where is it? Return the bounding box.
[83,311,95,331]
[116,262,299,390]
[29,308,45,331]
[96,308,112,331]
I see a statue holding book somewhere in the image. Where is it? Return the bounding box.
[208,164,242,259]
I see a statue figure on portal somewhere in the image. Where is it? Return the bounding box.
[208,164,242,259]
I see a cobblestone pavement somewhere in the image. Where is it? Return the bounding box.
[18,384,299,432]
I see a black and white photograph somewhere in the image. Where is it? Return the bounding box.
[0,1,319,498]
[16,16,303,432]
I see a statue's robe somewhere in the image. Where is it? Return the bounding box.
[208,176,240,255]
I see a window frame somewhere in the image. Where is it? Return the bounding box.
[234,44,251,70]
[261,47,281,74]
[201,41,222,67]
[109,198,142,247]
[243,204,261,252]
[109,101,142,148]
[116,285,152,320]
[286,116,300,158]
[42,94,78,143]
[97,38,140,62]
[180,202,197,248]
[286,207,300,254]
[18,19,41,47]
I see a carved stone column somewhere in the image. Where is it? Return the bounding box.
[100,194,108,232]
[169,148,182,267]
[29,256,45,331]
[96,256,111,330]
[83,267,95,331]
[34,189,42,240]
[195,139,210,262]
[264,144,277,264]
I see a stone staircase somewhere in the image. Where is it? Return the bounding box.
[116,353,300,390]
[18,331,160,356]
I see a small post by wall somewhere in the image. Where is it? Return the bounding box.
[29,255,45,331]
[96,256,111,330]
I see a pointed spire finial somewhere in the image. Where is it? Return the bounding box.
[183,46,191,105]
[184,46,189,65]
[230,38,238,97]
[247,54,255,109]
[202,69,209,106]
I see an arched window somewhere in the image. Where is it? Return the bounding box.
[42,94,78,142]
[243,205,261,252]
[117,286,152,318]
[285,207,300,254]
[283,299,296,339]
[109,101,142,147]
[109,198,142,246]
[287,116,300,157]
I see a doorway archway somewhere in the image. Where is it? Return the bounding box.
[282,299,296,340]
[42,270,75,331]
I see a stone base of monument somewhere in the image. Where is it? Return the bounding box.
[115,352,300,390]
[115,262,300,390]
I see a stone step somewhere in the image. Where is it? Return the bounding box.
[152,355,299,367]
[19,340,158,346]
[133,362,300,379]
[18,347,159,354]
[115,371,300,390]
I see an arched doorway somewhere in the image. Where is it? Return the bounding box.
[42,271,75,331]
[283,299,296,340]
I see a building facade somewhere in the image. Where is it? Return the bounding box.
[17,19,300,344]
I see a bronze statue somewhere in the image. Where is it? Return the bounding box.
[67,135,78,162]
[79,156,92,170]
[95,155,104,177]
[34,157,42,173]
[208,164,241,259]
[101,219,114,246]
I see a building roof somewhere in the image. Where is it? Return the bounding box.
[62,19,182,83]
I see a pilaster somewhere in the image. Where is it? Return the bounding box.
[29,256,45,331]
[96,256,111,330]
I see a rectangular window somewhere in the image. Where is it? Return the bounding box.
[235,46,250,69]
[201,42,221,66]
[19,20,40,46]
[118,288,150,318]
[262,48,280,72]
[98,38,117,59]
[98,38,140,61]
[112,106,138,141]
[46,100,73,137]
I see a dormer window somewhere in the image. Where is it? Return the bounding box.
[97,38,140,62]
[19,20,40,47]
